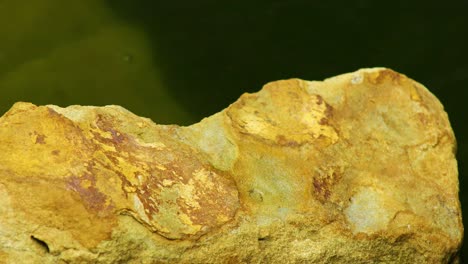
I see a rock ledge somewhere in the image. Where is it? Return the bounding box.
[0,68,462,263]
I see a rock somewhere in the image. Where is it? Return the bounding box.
[0,68,462,263]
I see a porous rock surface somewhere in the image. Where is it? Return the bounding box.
[0,68,462,263]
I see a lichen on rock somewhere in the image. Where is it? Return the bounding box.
[0,68,462,263]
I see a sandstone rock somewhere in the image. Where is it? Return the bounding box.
[0,68,462,263]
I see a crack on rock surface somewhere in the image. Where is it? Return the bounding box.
[31,236,50,253]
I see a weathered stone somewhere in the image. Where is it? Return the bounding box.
[0,68,462,263]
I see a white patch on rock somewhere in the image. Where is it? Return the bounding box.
[351,74,363,84]
[345,187,392,234]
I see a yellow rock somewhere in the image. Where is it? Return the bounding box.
[0,68,462,263]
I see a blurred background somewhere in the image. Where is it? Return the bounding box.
[0,0,467,260]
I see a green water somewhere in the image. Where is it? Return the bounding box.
[0,0,192,124]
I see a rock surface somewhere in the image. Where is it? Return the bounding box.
[0,68,462,263]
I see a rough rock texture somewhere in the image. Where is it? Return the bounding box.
[0,68,462,263]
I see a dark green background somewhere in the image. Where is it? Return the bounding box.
[1,1,467,260]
